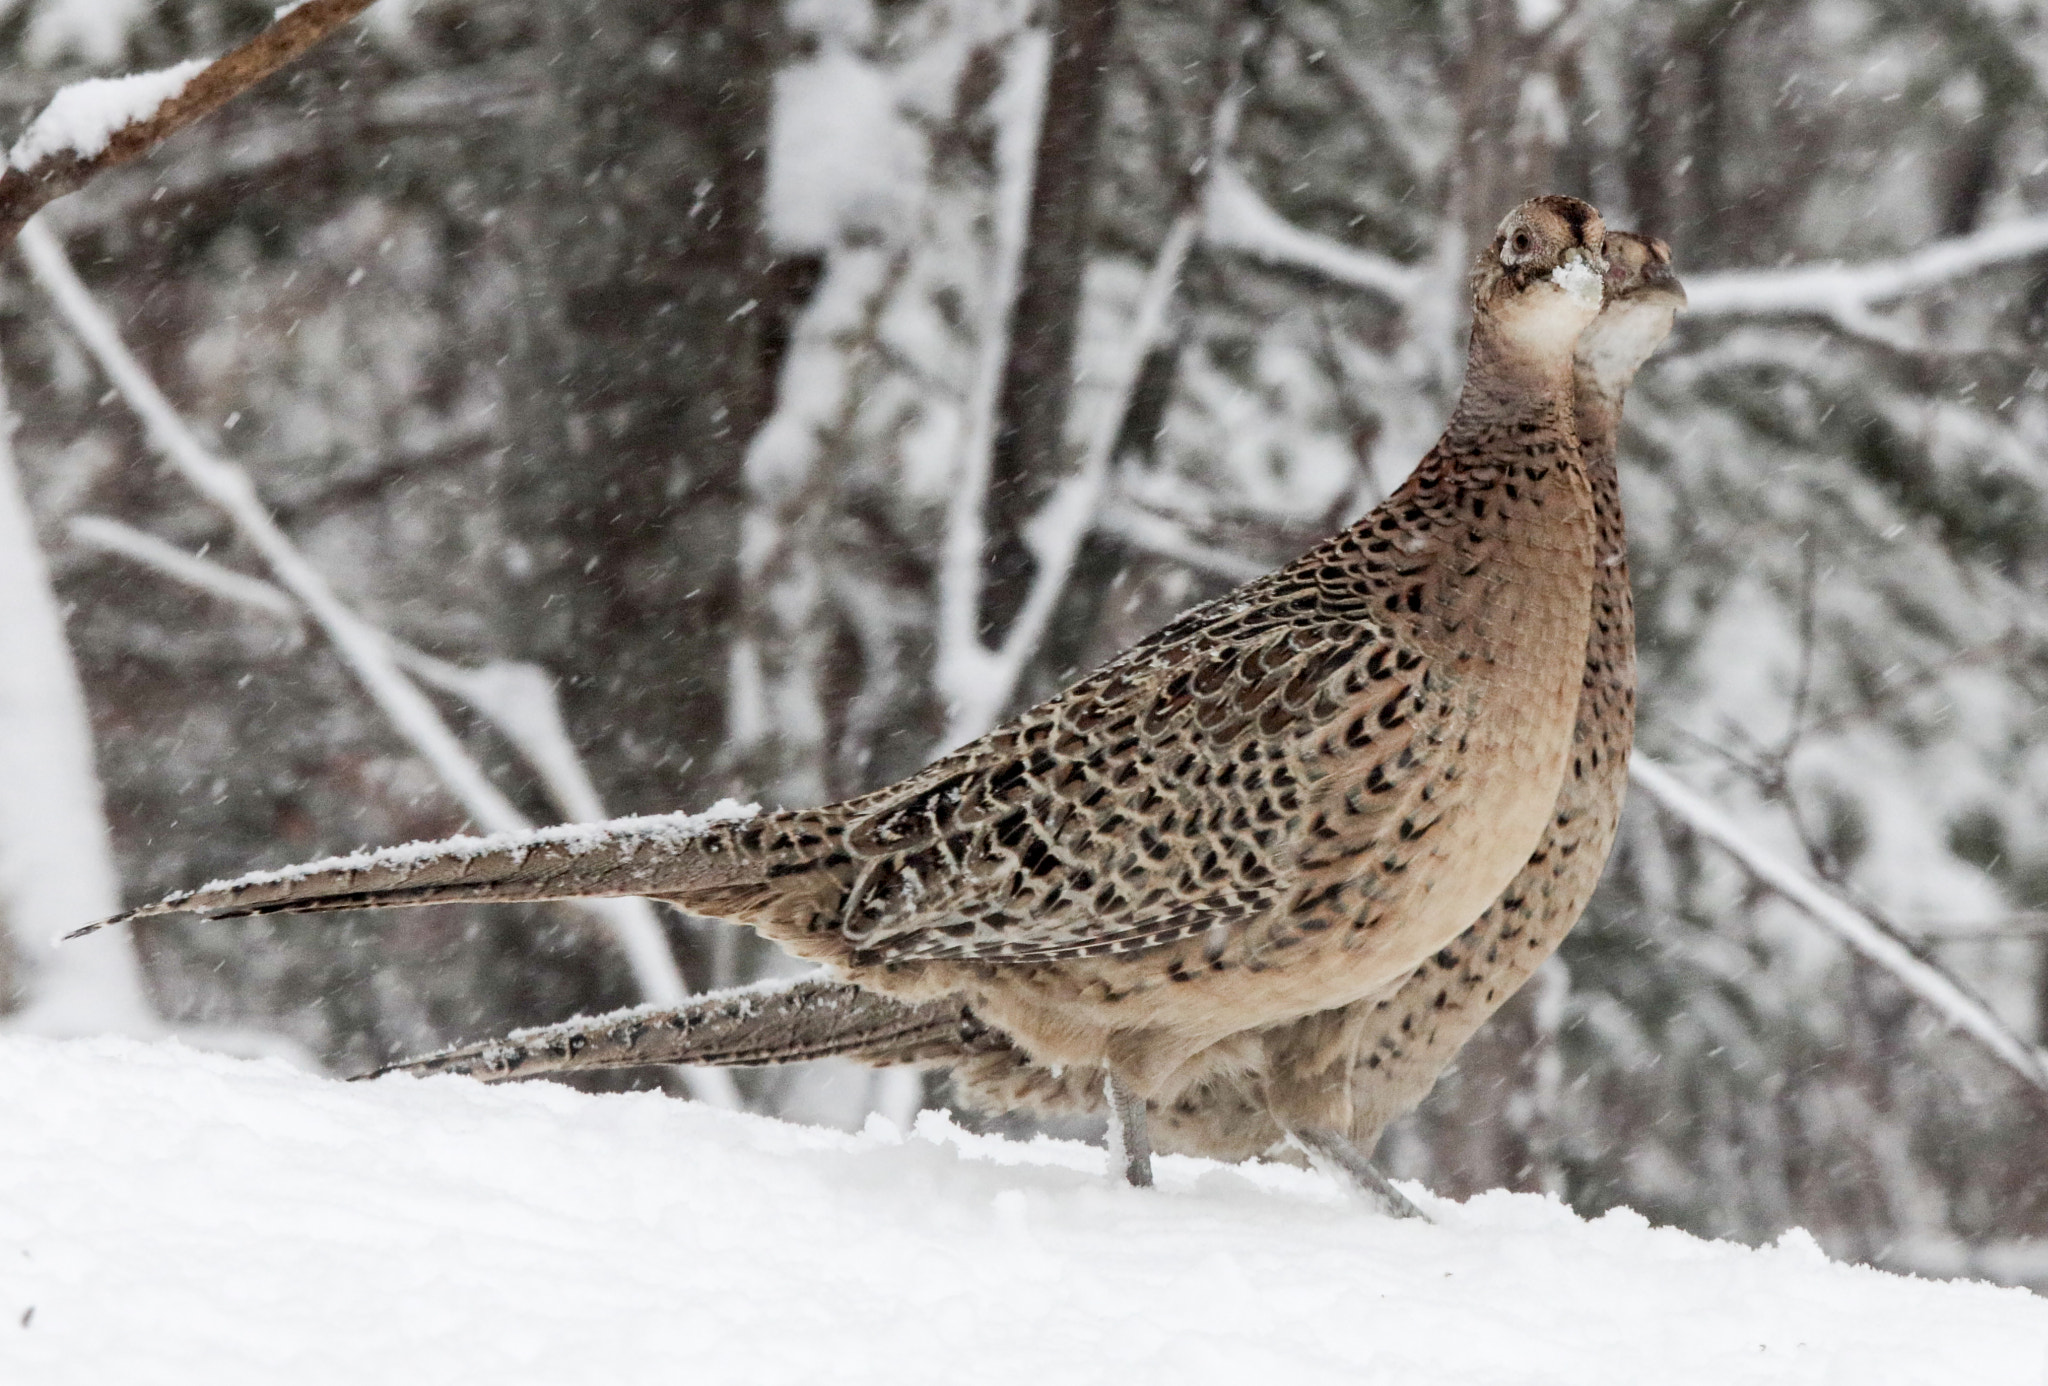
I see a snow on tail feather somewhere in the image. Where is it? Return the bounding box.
[65,799,763,938]
[363,974,988,1083]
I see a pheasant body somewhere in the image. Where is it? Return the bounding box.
[87,197,1619,1161]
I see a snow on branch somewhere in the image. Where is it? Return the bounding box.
[23,219,528,833]
[1628,755,2048,1095]
[940,76,1238,749]
[69,516,620,833]
[0,0,380,245]
[934,31,1050,747]
[25,231,738,1106]
[1202,163,1423,305]
[1683,215,2048,347]
[1094,498,1268,583]
[69,514,305,628]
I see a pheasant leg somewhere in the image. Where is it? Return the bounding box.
[1104,1073,1154,1188]
[1287,1127,1427,1221]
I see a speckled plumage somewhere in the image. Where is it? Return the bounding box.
[90,198,1618,1167]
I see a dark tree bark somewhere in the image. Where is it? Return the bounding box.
[978,0,1122,644]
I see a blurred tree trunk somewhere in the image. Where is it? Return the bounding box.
[1024,0,1248,704]
[498,1,795,820]
[979,0,1120,643]
[1451,0,1561,265]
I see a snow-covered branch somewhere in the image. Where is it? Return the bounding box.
[1202,163,1424,306]
[71,514,626,834]
[69,516,738,1103]
[25,227,737,1105]
[0,0,380,245]
[69,514,305,629]
[1094,497,1268,583]
[1628,755,2048,1095]
[22,220,530,833]
[1683,215,2048,347]
[940,212,1200,746]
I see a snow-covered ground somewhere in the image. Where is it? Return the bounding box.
[2,1036,2043,1384]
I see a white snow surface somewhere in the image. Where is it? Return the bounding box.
[6,60,207,171]
[183,797,760,898]
[3,1036,2044,1384]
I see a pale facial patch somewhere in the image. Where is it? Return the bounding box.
[1575,301,1680,396]
[1493,260,1605,360]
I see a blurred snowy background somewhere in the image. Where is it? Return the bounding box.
[3,0,2048,1285]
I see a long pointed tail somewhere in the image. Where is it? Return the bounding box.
[362,974,1001,1083]
[67,800,776,938]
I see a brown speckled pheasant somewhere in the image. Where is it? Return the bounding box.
[379,233,1683,1204]
[78,196,1610,1195]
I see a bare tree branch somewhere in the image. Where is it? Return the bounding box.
[1628,754,2048,1095]
[0,0,380,245]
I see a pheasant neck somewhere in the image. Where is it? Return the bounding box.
[1443,320,1581,453]
[1574,384,1627,546]
[1575,386,1635,693]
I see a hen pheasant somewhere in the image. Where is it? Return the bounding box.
[79,196,1611,1194]
[378,233,1682,1202]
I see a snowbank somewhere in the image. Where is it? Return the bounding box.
[1,1036,2042,1385]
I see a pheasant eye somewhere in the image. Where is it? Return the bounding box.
[1511,230,1533,255]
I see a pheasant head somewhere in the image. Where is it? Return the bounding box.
[1575,231,1686,407]
[1469,194,1609,371]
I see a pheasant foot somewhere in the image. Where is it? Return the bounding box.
[1287,1127,1427,1221]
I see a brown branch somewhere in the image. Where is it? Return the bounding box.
[0,0,378,246]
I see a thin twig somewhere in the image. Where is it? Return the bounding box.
[0,0,379,246]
